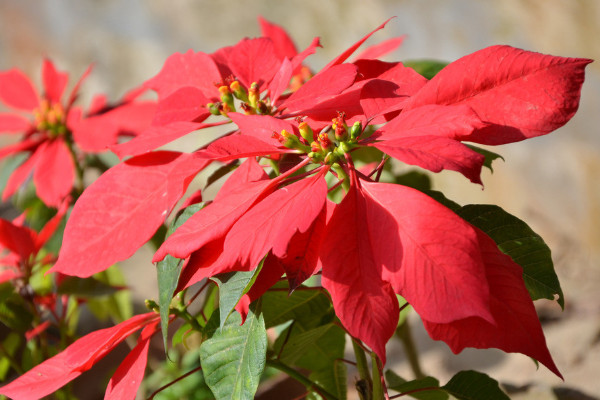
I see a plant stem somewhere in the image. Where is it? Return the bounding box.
[395,319,425,379]
[266,359,339,400]
[352,338,373,399]
[146,365,203,400]
[371,352,385,400]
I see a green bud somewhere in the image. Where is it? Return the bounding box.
[145,299,159,312]
[350,121,363,141]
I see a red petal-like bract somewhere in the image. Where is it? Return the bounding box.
[258,16,298,61]
[0,313,158,400]
[228,38,282,89]
[33,139,75,207]
[104,321,159,400]
[228,112,296,144]
[42,59,68,104]
[152,86,209,126]
[204,134,288,162]
[216,170,327,272]
[423,229,561,378]
[144,50,222,100]
[0,69,39,111]
[353,36,405,61]
[360,181,493,325]
[0,218,36,260]
[320,182,399,363]
[406,46,592,144]
[51,151,210,277]
[0,113,31,133]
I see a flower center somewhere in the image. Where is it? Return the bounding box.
[33,99,67,138]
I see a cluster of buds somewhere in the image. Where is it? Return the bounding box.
[33,99,67,138]
[207,79,271,117]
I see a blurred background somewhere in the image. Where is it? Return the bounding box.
[0,0,598,398]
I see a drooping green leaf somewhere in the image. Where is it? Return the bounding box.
[457,204,564,308]
[385,370,447,400]
[403,60,449,79]
[57,276,123,297]
[442,370,509,400]
[307,361,348,400]
[276,323,344,370]
[465,145,504,173]
[212,260,263,328]
[157,203,205,352]
[262,286,332,328]
[199,303,267,400]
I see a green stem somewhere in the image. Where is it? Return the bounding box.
[352,338,373,399]
[62,134,85,194]
[371,352,385,400]
[395,320,425,379]
[266,359,339,400]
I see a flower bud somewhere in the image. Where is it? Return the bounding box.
[248,82,259,108]
[298,122,314,143]
[350,121,362,141]
[230,80,248,102]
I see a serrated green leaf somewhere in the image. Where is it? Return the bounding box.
[385,370,447,400]
[212,260,263,328]
[199,303,267,400]
[403,59,449,79]
[442,370,509,400]
[262,287,331,328]
[457,204,564,308]
[465,145,504,173]
[57,276,122,297]
[157,203,205,352]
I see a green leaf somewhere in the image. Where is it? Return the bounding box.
[0,154,27,199]
[86,265,132,323]
[157,203,205,352]
[457,204,564,308]
[424,190,462,211]
[57,276,122,297]
[385,370,447,400]
[465,145,504,173]
[277,323,344,370]
[212,260,263,328]
[262,286,332,328]
[200,303,267,400]
[0,332,21,379]
[442,370,509,400]
[394,170,432,192]
[0,296,33,332]
[403,60,449,79]
[205,160,240,189]
[307,362,347,400]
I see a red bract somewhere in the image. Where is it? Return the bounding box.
[0,60,156,206]
[0,313,159,400]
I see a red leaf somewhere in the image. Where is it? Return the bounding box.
[204,134,289,161]
[0,218,36,260]
[215,157,268,201]
[33,139,75,207]
[373,135,485,184]
[267,58,293,104]
[353,36,405,61]
[0,69,39,111]
[0,113,31,133]
[259,17,299,61]
[216,170,327,272]
[228,38,282,88]
[50,151,209,277]
[0,313,157,400]
[228,112,296,144]
[144,50,222,100]
[360,181,493,325]
[42,59,68,104]
[422,228,561,378]
[279,64,358,113]
[105,321,159,400]
[406,46,593,144]
[152,86,210,126]
[110,121,204,158]
[320,183,399,363]
[323,17,394,70]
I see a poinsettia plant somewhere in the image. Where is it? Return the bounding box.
[0,16,592,400]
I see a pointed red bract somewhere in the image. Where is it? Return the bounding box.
[228,38,281,88]
[353,36,405,61]
[259,17,298,61]
[42,59,68,104]
[406,46,592,144]
[423,229,561,378]
[204,134,288,162]
[0,113,31,133]
[144,50,222,100]
[105,321,159,400]
[0,69,39,111]
[51,151,210,277]
[0,313,158,400]
[152,86,210,126]
[360,181,493,324]
[33,139,75,207]
[320,182,399,363]
[0,219,36,260]
[228,112,296,144]
[216,170,327,272]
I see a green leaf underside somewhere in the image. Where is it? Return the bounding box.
[442,370,510,400]
[465,145,504,173]
[213,259,264,328]
[157,203,205,352]
[199,303,267,400]
[403,59,449,80]
[385,370,447,400]
[457,204,564,308]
